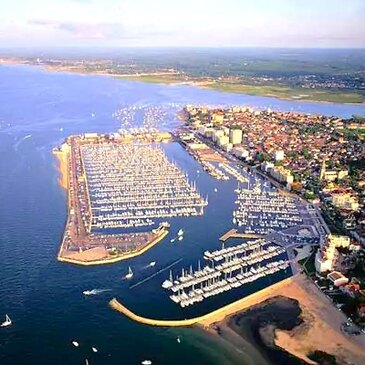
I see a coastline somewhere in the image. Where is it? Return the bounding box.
[2,61,364,105]
[53,148,68,190]
[207,274,365,365]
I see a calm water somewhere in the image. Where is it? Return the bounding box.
[0,64,364,365]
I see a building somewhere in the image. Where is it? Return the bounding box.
[210,112,224,124]
[270,166,294,186]
[217,135,229,147]
[229,129,243,145]
[274,150,284,162]
[331,192,359,211]
[213,129,225,143]
[315,234,350,273]
[232,146,249,159]
[327,271,349,287]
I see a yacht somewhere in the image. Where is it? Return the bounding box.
[72,341,79,347]
[125,266,133,279]
[1,314,11,327]
[177,229,184,236]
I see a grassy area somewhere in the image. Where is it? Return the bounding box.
[207,82,365,104]
[299,251,316,276]
[338,128,365,137]
[119,74,365,103]
[117,74,185,84]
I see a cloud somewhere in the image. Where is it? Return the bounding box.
[27,19,169,42]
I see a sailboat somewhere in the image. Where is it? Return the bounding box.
[177,229,184,237]
[125,266,133,280]
[1,314,11,327]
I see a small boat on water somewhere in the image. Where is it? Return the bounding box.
[141,360,152,365]
[214,188,218,192]
[178,236,183,241]
[72,341,79,347]
[177,229,184,237]
[125,266,133,280]
[83,288,111,296]
[149,261,156,267]
[177,336,181,344]
[170,238,176,243]
[1,314,11,327]
[92,347,98,353]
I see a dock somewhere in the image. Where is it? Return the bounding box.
[219,229,263,242]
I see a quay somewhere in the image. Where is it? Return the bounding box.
[109,276,293,327]
[219,229,263,242]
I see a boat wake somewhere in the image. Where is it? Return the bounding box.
[82,288,111,296]
[13,134,32,152]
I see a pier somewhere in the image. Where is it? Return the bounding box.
[219,229,263,242]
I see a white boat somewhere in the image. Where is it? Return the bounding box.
[177,229,184,236]
[178,236,183,241]
[214,188,218,192]
[141,361,152,365]
[1,314,11,327]
[72,341,79,347]
[170,238,175,243]
[92,347,98,353]
[149,261,156,267]
[177,336,181,343]
[125,266,133,279]
[83,288,111,296]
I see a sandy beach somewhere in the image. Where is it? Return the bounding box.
[53,149,68,190]
[207,274,365,365]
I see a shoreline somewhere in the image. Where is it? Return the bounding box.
[2,61,364,106]
[207,274,365,365]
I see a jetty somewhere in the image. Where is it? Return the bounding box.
[219,229,263,241]
[109,276,293,327]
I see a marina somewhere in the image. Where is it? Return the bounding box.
[82,142,207,230]
[233,182,303,235]
[162,237,290,308]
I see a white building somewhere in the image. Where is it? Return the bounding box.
[274,150,284,162]
[217,135,229,147]
[315,234,351,273]
[229,129,243,145]
[232,146,249,159]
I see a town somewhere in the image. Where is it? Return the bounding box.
[179,105,365,329]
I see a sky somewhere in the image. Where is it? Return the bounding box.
[0,0,364,48]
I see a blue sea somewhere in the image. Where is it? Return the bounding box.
[0,64,364,365]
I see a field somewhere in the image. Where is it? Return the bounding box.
[122,75,365,104]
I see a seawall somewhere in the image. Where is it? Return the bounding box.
[109,276,293,327]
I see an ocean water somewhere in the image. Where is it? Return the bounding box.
[0,64,364,365]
